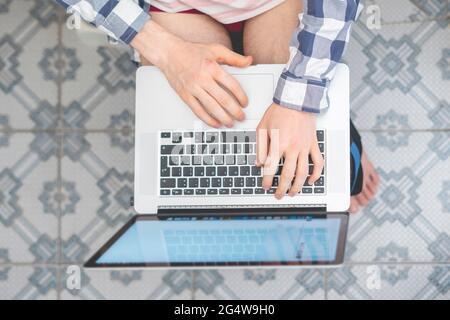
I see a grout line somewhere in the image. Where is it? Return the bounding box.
[324,269,328,300]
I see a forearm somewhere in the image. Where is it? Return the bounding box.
[130,20,182,68]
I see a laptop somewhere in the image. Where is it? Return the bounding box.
[85,64,350,269]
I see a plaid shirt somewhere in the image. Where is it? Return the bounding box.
[56,0,361,113]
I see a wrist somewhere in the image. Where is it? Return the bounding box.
[130,20,182,68]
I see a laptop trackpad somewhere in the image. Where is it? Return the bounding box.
[233,74,274,120]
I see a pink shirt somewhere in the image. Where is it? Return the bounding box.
[149,0,285,24]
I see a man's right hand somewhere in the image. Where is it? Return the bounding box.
[131,21,252,128]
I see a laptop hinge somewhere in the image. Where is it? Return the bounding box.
[157,204,327,217]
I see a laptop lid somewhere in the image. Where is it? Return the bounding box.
[85,212,348,268]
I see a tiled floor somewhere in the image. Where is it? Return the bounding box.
[0,0,449,299]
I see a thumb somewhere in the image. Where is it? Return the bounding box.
[210,44,252,67]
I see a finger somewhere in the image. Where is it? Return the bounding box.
[355,193,369,207]
[308,143,324,185]
[211,64,248,107]
[262,138,281,190]
[210,44,253,67]
[185,95,220,128]
[256,126,268,166]
[204,82,245,121]
[348,198,359,213]
[289,153,308,196]
[195,88,234,128]
[276,152,297,199]
[362,183,375,199]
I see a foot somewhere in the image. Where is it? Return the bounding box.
[349,150,380,213]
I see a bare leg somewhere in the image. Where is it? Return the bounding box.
[243,0,302,64]
[141,12,232,65]
[244,0,380,212]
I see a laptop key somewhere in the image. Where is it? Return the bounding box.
[314,187,325,194]
[208,189,218,195]
[183,167,193,177]
[267,188,276,194]
[246,177,256,187]
[194,167,204,176]
[318,143,324,153]
[257,177,263,187]
[180,156,190,165]
[211,178,221,188]
[160,189,170,195]
[177,178,187,188]
[161,178,176,188]
[255,188,265,194]
[237,155,247,165]
[200,178,210,188]
[161,132,171,138]
[169,156,180,166]
[203,155,214,165]
[189,178,199,188]
[248,155,256,165]
[196,189,206,195]
[161,156,168,168]
[229,166,239,176]
[302,188,313,194]
[219,189,230,195]
[172,133,182,143]
[243,188,253,195]
[231,188,242,194]
[317,130,324,142]
[161,145,175,155]
[172,189,182,195]
[161,168,170,177]
[251,166,261,176]
[192,156,202,165]
[195,132,204,143]
[172,167,182,177]
[223,178,233,187]
[234,177,244,187]
[184,189,194,195]
[225,155,235,165]
[206,167,216,176]
[217,166,227,176]
[222,144,231,154]
[315,177,324,186]
[206,132,219,143]
[214,155,224,165]
[240,166,250,176]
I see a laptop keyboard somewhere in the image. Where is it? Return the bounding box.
[159,130,325,196]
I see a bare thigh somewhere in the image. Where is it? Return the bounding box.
[140,12,232,65]
[243,0,302,64]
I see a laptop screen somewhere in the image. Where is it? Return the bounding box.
[86,213,348,267]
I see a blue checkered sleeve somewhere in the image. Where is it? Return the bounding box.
[273,0,362,113]
[56,0,150,44]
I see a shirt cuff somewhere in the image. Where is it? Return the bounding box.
[101,0,150,44]
[273,72,330,114]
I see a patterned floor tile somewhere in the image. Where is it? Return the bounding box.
[0,266,58,300]
[365,0,449,24]
[347,19,450,130]
[60,132,135,264]
[346,132,450,263]
[0,133,59,263]
[0,0,61,129]
[326,265,450,300]
[193,269,325,300]
[60,268,193,300]
[60,23,136,130]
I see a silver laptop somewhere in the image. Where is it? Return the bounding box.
[85,64,351,269]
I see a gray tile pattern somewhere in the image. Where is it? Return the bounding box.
[0,0,449,299]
